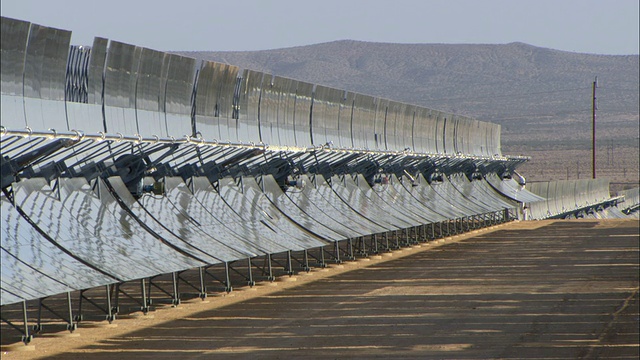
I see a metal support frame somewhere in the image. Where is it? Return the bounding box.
[333,242,341,263]
[251,254,276,281]
[354,236,367,256]
[34,292,76,333]
[382,232,390,252]
[111,281,152,315]
[198,267,207,298]
[305,247,324,268]
[202,265,233,293]
[346,238,355,260]
[175,269,207,300]
[369,235,378,254]
[76,285,116,323]
[317,243,341,264]
[270,254,291,274]
[140,278,150,313]
[0,301,33,345]
[265,254,275,280]
[286,251,294,276]
[290,251,310,272]
[303,250,310,272]
[148,273,181,306]
[393,230,400,249]
[318,246,326,267]
[224,262,233,292]
[171,272,180,305]
[370,235,378,255]
[247,258,256,286]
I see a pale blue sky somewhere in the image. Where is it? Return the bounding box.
[1,0,638,54]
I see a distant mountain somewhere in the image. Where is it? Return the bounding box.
[176,41,638,148]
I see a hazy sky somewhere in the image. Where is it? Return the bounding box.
[1,0,638,55]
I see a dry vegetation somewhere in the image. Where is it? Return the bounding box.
[176,41,639,191]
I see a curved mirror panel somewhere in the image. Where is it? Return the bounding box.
[194,60,221,140]
[237,69,263,144]
[1,17,30,96]
[293,81,313,147]
[372,98,388,150]
[164,54,197,138]
[337,91,355,149]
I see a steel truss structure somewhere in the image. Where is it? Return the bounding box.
[0,16,628,345]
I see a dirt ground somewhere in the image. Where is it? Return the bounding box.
[2,219,638,359]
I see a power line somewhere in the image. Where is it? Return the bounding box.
[598,86,640,92]
[425,87,591,102]
[489,108,592,121]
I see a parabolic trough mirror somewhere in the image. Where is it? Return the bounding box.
[0,16,632,345]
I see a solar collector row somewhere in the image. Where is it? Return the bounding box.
[1,17,501,157]
[1,16,520,309]
[526,179,616,219]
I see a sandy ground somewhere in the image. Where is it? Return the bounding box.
[2,219,638,359]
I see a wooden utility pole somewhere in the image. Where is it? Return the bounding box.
[592,77,597,179]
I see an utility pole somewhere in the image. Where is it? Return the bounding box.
[592,76,597,179]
